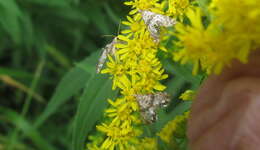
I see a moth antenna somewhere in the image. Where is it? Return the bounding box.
[101,20,121,39]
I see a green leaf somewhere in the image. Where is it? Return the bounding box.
[86,4,111,34]
[75,50,101,74]
[46,45,72,69]
[0,67,33,79]
[103,2,121,25]
[0,0,22,44]
[34,57,96,127]
[72,74,118,150]
[34,49,101,127]
[20,12,34,50]
[0,107,57,150]
[22,0,70,7]
[163,59,202,88]
[0,134,34,150]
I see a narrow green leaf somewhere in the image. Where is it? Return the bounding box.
[0,67,33,79]
[72,74,118,150]
[0,134,33,150]
[103,2,121,24]
[46,45,72,69]
[22,0,70,7]
[34,50,101,127]
[75,50,100,74]
[86,5,111,34]
[0,0,22,43]
[0,107,57,150]
[34,67,90,128]
[20,12,34,50]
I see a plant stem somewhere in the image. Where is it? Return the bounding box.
[7,59,45,150]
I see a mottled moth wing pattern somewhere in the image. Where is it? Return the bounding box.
[135,92,171,123]
[140,10,176,42]
[96,37,118,73]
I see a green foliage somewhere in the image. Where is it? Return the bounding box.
[0,107,57,150]
[72,75,118,150]
[34,58,92,128]
[0,0,125,149]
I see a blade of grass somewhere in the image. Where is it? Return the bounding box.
[103,2,120,24]
[0,67,33,79]
[7,59,45,150]
[21,59,45,116]
[72,74,118,150]
[86,4,111,34]
[46,45,72,69]
[0,107,57,150]
[34,65,90,128]
[0,75,45,103]
[34,51,100,128]
[0,0,22,43]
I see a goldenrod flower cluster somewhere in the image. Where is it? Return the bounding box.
[173,0,260,74]
[157,91,192,147]
[179,90,195,101]
[167,0,196,20]
[157,1,260,145]
[87,0,196,149]
[157,111,190,144]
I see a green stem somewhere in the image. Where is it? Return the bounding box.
[7,59,45,150]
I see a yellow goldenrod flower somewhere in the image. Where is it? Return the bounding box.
[166,0,196,20]
[211,0,260,46]
[124,0,164,15]
[101,55,127,90]
[89,0,260,149]
[134,138,158,150]
[121,15,146,37]
[88,0,178,148]
[173,8,208,74]
[157,111,189,144]
[116,32,157,60]
[179,90,195,101]
[173,0,260,74]
[87,135,104,150]
[96,123,142,150]
[105,98,139,126]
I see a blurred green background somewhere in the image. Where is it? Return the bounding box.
[0,0,128,149]
[0,0,202,150]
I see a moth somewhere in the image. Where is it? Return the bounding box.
[139,10,176,42]
[96,37,118,73]
[135,92,171,124]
